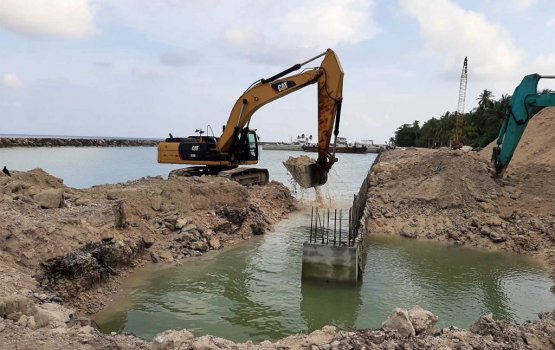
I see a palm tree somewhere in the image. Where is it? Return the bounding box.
[477,89,494,110]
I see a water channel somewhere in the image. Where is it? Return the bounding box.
[94,210,554,343]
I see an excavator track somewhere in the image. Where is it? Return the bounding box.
[218,167,269,186]
[168,167,269,186]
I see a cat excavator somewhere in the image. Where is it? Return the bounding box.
[491,74,555,177]
[157,49,344,187]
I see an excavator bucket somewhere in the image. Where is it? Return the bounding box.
[283,156,328,188]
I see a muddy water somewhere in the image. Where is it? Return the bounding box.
[94,210,555,342]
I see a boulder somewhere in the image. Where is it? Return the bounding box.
[382,308,415,337]
[175,218,190,229]
[190,240,209,252]
[151,329,194,350]
[400,226,417,239]
[35,188,64,208]
[151,195,163,211]
[489,232,507,243]
[158,251,174,262]
[0,295,35,318]
[34,303,72,328]
[408,306,438,335]
[181,224,197,233]
[209,237,221,250]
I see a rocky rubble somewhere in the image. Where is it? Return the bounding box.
[331,309,555,350]
[1,305,553,349]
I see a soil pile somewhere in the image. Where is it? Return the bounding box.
[0,169,296,314]
[365,148,555,290]
[478,107,555,219]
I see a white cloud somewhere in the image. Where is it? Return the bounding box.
[547,17,555,28]
[534,54,555,73]
[2,73,22,88]
[400,0,525,80]
[0,0,95,38]
[223,26,265,49]
[103,0,378,65]
[281,0,379,48]
[512,0,535,10]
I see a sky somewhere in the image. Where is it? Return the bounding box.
[1,0,554,143]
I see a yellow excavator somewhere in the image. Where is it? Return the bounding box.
[157,49,344,187]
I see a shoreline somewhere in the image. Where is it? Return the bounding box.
[0,137,160,148]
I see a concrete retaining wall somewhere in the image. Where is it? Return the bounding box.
[301,243,359,283]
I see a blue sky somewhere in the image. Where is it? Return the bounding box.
[1,0,554,143]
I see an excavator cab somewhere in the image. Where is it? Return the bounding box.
[231,128,259,162]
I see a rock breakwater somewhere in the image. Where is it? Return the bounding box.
[0,137,159,148]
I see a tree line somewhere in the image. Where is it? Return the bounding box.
[393,89,509,149]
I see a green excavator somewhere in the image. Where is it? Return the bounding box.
[491,74,555,177]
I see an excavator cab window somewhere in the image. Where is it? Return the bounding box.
[247,131,258,160]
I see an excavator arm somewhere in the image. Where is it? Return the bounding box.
[492,74,555,176]
[218,48,344,173]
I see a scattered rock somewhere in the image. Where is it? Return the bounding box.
[381,308,416,337]
[250,222,266,235]
[112,200,127,228]
[151,329,194,350]
[35,188,64,208]
[408,306,438,335]
[175,218,190,229]
[158,251,174,262]
[208,237,221,250]
[151,195,163,211]
[489,232,507,243]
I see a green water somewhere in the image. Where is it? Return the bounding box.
[95,210,555,342]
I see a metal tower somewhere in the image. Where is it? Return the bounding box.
[453,57,468,149]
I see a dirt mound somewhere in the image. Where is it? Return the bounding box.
[373,150,499,211]
[0,169,296,314]
[366,148,555,292]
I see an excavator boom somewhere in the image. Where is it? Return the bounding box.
[492,74,555,176]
